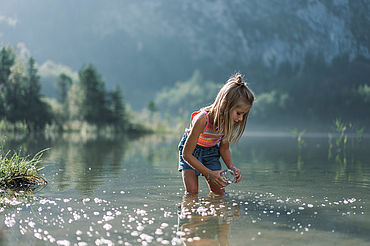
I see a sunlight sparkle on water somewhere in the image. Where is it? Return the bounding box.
[0,185,368,245]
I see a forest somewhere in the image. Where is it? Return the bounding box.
[154,55,370,130]
[1,43,369,134]
[0,45,136,133]
[1,1,369,133]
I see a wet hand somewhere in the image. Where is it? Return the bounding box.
[231,167,242,183]
[207,170,227,188]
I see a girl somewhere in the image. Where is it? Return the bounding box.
[178,73,255,195]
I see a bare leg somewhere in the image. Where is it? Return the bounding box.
[205,177,225,196]
[182,169,199,194]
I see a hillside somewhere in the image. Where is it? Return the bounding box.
[1,0,369,116]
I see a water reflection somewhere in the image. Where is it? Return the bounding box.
[1,132,370,245]
[1,133,52,157]
[234,136,370,188]
[45,133,129,195]
[177,193,240,245]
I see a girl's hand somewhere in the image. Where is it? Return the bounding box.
[207,170,227,188]
[231,167,242,183]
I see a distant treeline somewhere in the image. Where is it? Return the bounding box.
[0,45,135,133]
[1,43,369,133]
[155,55,370,129]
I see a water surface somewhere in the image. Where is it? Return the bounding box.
[1,132,369,245]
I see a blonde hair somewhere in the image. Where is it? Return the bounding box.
[202,73,255,143]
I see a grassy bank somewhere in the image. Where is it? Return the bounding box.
[0,149,47,188]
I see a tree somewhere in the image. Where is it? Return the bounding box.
[0,46,16,117]
[147,101,157,114]
[57,73,72,104]
[147,100,157,121]
[56,73,73,126]
[0,46,15,86]
[78,65,108,126]
[23,57,52,130]
[3,57,51,130]
[4,62,27,123]
[110,85,126,129]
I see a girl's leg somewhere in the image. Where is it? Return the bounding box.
[205,177,225,195]
[182,169,198,194]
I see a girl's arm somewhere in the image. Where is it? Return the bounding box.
[182,112,226,188]
[219,140,242,183]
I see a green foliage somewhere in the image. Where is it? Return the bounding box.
[0,45,15,88]
[109,85,127,127]
[0,45,16,118]
[79,65,107,125]
[45,67,131,133]
[0,46,52,131]
[155,70,221,115]
[147,101,157,113]
[357,84,370,103]
[0,45,145,134]
[291,128,306,172]
[328,119,365,161]
[23,58,53,130]
[43,65,130,132]
[282,55,370,126]
[57,73,72,104]
[154,55,370,128]
[77,65,128,129]
[335,118,347,149]
[0,120,28,133]
[0,149,48,188]
[252,90,290,120]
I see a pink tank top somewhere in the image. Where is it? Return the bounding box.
[186,111,223,147]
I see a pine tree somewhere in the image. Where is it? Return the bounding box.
[23,57,52,130]
[57,73,72,104]
[110,85,126,129]
[5,62,26,123]
[0,46,16,117]
[78,65,107,126]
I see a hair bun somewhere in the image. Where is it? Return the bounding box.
[235,75,243,83]
[227,73,247,86]
[234,74,246,86]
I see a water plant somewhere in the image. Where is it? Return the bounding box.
[292,128,305,148]
[0,149,48,188]
[332,119,365,153]
[335,118,347,152]
[291,128,306,171]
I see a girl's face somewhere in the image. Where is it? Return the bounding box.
[231,104,251,125]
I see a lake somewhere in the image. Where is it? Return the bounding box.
[1,131,370,246]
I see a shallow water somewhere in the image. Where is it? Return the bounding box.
[1,132,370,245]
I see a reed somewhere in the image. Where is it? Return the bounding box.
[0,149,48,188]
[291,128,306,171]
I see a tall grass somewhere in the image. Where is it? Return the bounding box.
[291,128,306,171]
[0,149,48,188]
